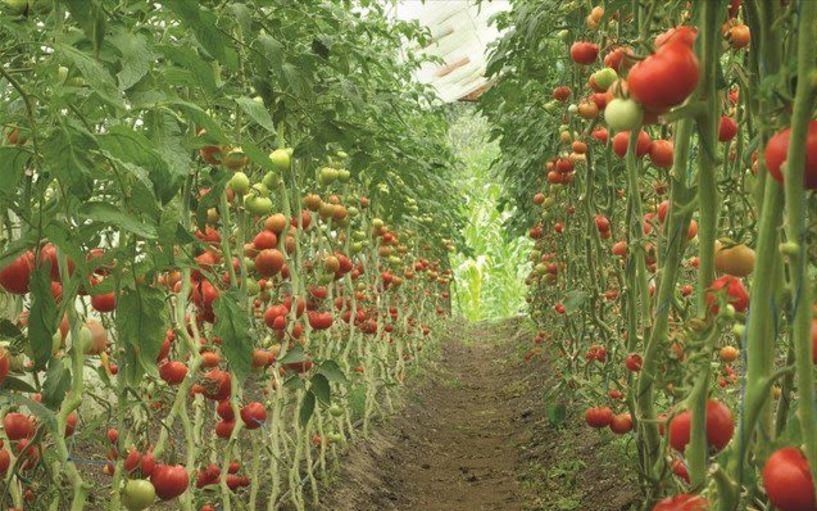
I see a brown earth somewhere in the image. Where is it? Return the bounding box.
[314,317,640,511]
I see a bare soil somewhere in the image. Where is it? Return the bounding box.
[314,317,641,511]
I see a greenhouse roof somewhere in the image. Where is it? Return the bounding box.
[393,0,510,103]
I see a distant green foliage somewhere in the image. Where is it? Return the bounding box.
[447,105,532,320]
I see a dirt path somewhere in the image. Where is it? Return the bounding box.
[315,317,640,511]
[315,318,533,511]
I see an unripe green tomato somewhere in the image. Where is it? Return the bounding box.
[328,403,344,417]
[337,169,351,182]
[122,479,156,511]
[732,323,745,338]
[229,171,251,194]
[245,279,260,296]
[319,166,338,185]
[261,171,279,190]
[542,197,554,208]
[780,241,800,256]
[251,182,270,196]
[245,195,273,215]
[605,98,643,131]
[372,218,384,230]
[567,104,578,114]
[328,432,344,443]
[337,150,348,159]
[57,65,69,82]
[535,263,547,275]
[351,242,364,254]
[245,258,255,272]
[723,304,736,319]
[592,67,618,91]
[269,148,291,172]
[77,325,93,354]
[543,100,560,113]
[252,95,264,104]
[389,256,401,265]
[559,124,569,132]
[352,230,367,241]
[557,29,570,41]
[347,206,359,218]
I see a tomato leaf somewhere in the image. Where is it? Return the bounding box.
[42,358,71,410]
[56,43,125,109]
[310,373,331,405]
[0,376,37,394]
[236,96,275,132]
[213,289,253,384]
[0,320,24,342]
[116,285,167,385]
[110,28,156,90]
[79,202,158,240]
[283,376,306,391]
[279,345,307,365]
[299,390,316,427]
[317,360,348,385]
[28,268,57,371]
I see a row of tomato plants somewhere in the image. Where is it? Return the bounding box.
[0,1,459,510]
[506,1,817,510]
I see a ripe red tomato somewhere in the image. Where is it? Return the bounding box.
[570,41,599,65]
[706,275,749,313]
[253,230,278,250]
[764,120,817,189]
[552,86,571,101]
[585,407,614,428]
[91,292,117,313]
[668,399,734,453]
[763,447,816,511]
[625,353,643,372]
[151,464,190,500]
[159,361,188,385]
[718,116,738,142]
[3,413,33,440]
[0,348,9,387]
[604,46,634,72]
[609,413,633,434]
[254,249,285,277]
[612,130,653,158]
[0,251,34,295]
[308,311,334,330]
[39,243,74,281]
[652,494,708,511]
[0,449,9,475]
[591,127,609,144]
[202,370,231,401]
[628,27,699,112]
[594,215,610,232]
[650,140,674,168]
[240,401,267,430]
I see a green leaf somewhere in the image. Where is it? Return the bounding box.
[213,289,253,383]
[241,141,275,172]
[79,202,158,239]
[28,269,57,371]
[111,28,156,90]
[235,96,275,132]
[97,125,176,203]
[0,320,24,342]
[279,345,307,365]
[56,43,125,109]
[317,360,348,384]
[310,373,331,405]
[116,285,167,385]
[299,390,316,427]
[283,375,306,391]
[158,45,217,95]
[42,358,71,410]
[168,100,226,142]
[165,0,233,68]
[0,147,28,203]
[546,402,567,427]
[43,122,96,199]
[0,376,37,394]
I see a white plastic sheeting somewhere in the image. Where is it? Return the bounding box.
[393,0,510,102]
